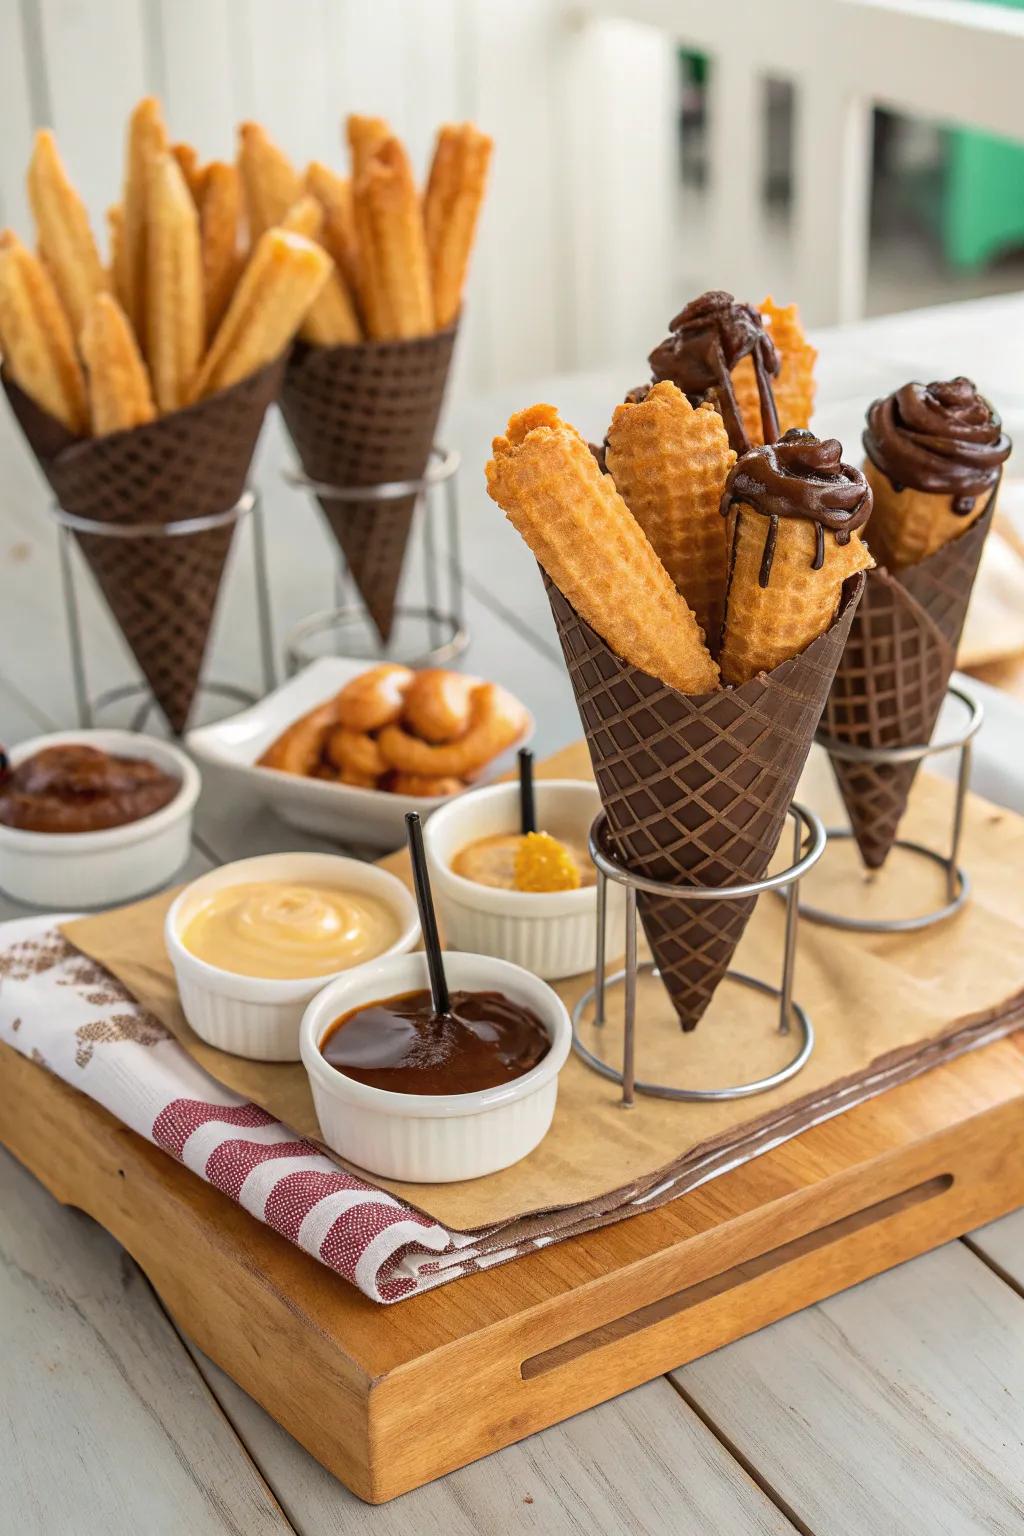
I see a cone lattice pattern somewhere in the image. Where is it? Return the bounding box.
[546,573,864,1029]
[4,359,283,734]
[822,490,995,869]
[279,327,456,642]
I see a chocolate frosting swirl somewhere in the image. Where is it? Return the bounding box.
[648,291,780,454]
[863,377,1010,510]
[721,428,872,586]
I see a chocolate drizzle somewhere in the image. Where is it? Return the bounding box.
[649,291,780,454]
[863,377,1010,512]
[721,429,873,586]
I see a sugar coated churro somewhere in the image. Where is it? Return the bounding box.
[423,123,492,329]
[238,121,303,239]
[27,129,108,336]
[120,96,167,348]
[146,153,204,412]
[281,196,360,346]
[80,292,156,435]
[353,137,433,339]
[0,230,87,433]
[199,161,242,340]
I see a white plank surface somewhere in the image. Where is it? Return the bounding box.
[186,1348,798,1535]
[0,1149,294,1536]
[673,1242,1024,1536]
[967,1207,1024,1291]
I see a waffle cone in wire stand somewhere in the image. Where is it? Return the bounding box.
[3,358,284,733]
[823,476,999,870]
[279,326,457,643]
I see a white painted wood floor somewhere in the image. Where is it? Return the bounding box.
[2,296,1024,1532]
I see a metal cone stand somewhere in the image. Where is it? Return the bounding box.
[801,681,983,933]
[284,445,468,672]
[53,488,275,732]
[572,803,827,1105]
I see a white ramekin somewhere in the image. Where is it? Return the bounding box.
[0,729,200,910]
[165,852,419,1062]
[300,950,571,1182]
[422,780,624,980]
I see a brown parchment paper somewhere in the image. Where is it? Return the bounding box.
[63,743,1024,1232]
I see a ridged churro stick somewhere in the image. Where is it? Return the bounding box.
[0,230,88,433]
[718,430,873,686]
[280,196,360,345]
[487,404,720,693]
[199,161,242,339]
[107,204,126,294]
[305,161,360,294]
[606,381,735,651]
[423,123,492,328]
[146,153,204,412]
[171,142,205,202]
[120,97,167,347]
[190,227,330,402]
[354,137,433,339]
[237,122,303,240]
[27,129,108,336]
[346,114,392,180]
[80,292,156,434]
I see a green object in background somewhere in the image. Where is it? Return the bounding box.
[944,0,1024,270]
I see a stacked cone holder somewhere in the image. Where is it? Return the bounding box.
[3,358,284,736]
[545,571,865,1031]
[279,326,457,644]
[821,484,997,870]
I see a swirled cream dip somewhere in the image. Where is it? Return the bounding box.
[181,881,399,979]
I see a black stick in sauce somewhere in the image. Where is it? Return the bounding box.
[518,748,536,835]
[405,810,450,1017]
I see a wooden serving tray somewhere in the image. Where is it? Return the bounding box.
[2,1029,1022,1503]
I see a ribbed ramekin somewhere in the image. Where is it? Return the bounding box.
[164,852,419,1061]
[300,951,571,1182]
[0,729,200,910]
[422,780,623,980]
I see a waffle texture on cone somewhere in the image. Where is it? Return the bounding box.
[4,359,284,734]
[546,570,865,1029]
[279,326,457,642]
[822,485,996,869]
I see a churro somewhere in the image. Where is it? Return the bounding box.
[146,154,204,412]
[27,129,108,335]
[353,137,433,339]
[171,142,205,202]
[305,161,360,294]
[733,297,817,445]
[377,682,527,778]
[423,123,492,329]
[335,663,413,733]
[0,230,87,433]
[120,96,168,347]
[346,115,392,180]
[258,697,341,776]
[401,668,475,742]
[281,196,360,345]
[387,773,464,798]
[487,404,720,693]
[324,727,387,780]
[199,161,242,340]
[190,227,329,402]
[238,121,302,239]
[80,292,156,434]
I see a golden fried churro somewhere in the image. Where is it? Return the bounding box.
[120,96,167,346]
[733,297,817,445]
[27,129,108,336]
[199,161,242,339]
[324,727,387,780]
[335,663,413,732]
[346,114,392,180]
[107,203,127,294]
[401,668,475,743]
[280,199,361,347]
[305,161,360,294]
[388,773,464,798]
[377,682,527,778]
[487,404,720,693]
[237,121,303,240]
[171,141,204,202]
[0,230,87,432]
[423,123,492,329]
[258,696,341,776]
[80,292,156,434]
[146,153,204,412]
[606,382,735,650]
[353,137,432,340]
[190,227,329,401]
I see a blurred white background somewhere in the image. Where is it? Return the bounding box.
[2,0,1024,411]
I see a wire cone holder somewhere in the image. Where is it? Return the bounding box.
[279,327,458,647]
[820,480,997,875]
[3,358,285,735]
[545,570,865,1032]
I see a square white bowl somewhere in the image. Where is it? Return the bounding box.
[186,656,534,851]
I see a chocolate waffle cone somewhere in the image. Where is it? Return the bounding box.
[546,571,865,1030]
[822,478,998,869]
[3,357,284,733]
[279,325,456,642]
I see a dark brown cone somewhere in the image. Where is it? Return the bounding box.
[279,327,457,643]
[545,572,865,1030]
[3,358,285,734]
[822,484,997,869]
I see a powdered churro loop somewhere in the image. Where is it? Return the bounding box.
[377,683,526,778]
[401,668,475,743]
[334,663,413,733]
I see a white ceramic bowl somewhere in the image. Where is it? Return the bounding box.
[165,852,419,1061]
[0,729,200,910]
[423,780,624,980]
[300,951,571,1182]
[186,656,534,851]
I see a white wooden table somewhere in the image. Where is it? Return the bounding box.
[2,295,1024,1533]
